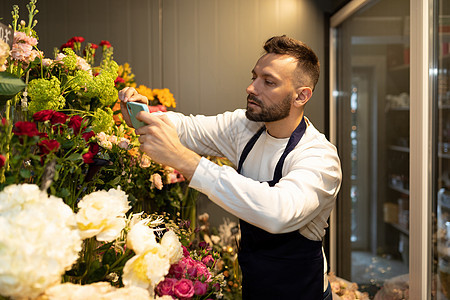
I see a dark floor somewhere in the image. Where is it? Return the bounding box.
[351,251,409,298]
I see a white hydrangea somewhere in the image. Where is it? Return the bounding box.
[41,282,151,300]
[0,184,82,300]
[76,188,130,242]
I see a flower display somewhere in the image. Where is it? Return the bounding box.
[0,184,82,300]
[0,2,228,299]
[76,188,131,241]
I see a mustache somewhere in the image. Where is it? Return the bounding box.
[247,94,263,106]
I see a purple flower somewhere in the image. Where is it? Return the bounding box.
[174,279,194,299]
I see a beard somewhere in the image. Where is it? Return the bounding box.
[245,94,293,122]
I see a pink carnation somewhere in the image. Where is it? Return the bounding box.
[14,31,38,46]
[11,43,33,61]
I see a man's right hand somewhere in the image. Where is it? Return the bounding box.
[118,87,149,128]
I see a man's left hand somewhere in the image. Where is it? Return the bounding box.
[135,112,201,181]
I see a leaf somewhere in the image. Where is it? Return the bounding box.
[19,169,31,179]
[0,72,26,106]
[57,187,70,198]
[67,153,82,161]
[61,139,75,149]
[102,248,117,266]
[110,176,121,185]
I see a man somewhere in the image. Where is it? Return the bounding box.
[119,35,341,299]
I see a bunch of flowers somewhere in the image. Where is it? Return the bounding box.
[0,109,108,207]
[197,213,242,300]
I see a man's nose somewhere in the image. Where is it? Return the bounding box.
[246,81,257,95]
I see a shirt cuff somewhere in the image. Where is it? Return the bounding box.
[189,157,219,195]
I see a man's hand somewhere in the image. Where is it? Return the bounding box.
[118,87,149,128]
[135,112,201,181]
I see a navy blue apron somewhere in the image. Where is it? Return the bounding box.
[237,118,328,300]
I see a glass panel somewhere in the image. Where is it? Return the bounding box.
[433,1,450,299]
[335,0,410,297]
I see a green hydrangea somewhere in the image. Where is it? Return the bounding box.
[62,48,78,71]
[28,76,65,114]
[82,60,118,107]
[91,107,114,133]
[69,70,92,91]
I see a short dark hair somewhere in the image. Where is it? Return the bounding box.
[263,35,320,91]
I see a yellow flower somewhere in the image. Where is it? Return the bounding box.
[136,84,155,101]
[153,88,176,108]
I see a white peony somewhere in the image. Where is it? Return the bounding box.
[126,221,158,254]
[160,230,183,264]
[76,188,130,241]
[0,184,82,300]
[41,282,151,300]
[122,243,171,292]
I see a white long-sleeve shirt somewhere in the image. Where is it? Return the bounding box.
[167,109,342,241]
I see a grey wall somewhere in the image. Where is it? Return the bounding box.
[2,0,330,132]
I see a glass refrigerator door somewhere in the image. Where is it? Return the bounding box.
[434,1,450,299]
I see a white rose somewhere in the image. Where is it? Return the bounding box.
[160,230,183,264]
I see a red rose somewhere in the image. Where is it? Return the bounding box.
[68,115,83,134]
[70,36,85,43]
[82,143,99,164]
[1,118,7,126]
[13,121,40,137]
[174,279,194,299]
[50,112,69,125]
[82,130,96,142]
[82,151,95,164]
[0,154,5,168]
[33,110,55,122]
[90,43,98,49]
[99,40,111,48]
[60,41,74,51]
[38,139,60,155]
[38,132,49,139]
[89,143,99,155]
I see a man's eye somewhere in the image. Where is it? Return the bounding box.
[265,80,275,85]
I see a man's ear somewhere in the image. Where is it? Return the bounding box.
[294,87,313,107]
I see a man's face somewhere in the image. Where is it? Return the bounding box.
[245,53,298,122]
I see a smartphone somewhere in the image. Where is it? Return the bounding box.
[126,102,149,129]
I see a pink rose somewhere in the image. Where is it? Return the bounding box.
[174,279,194,299]
[201,255,215,268]
[194,280,208,296]
[156,278,177,296]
